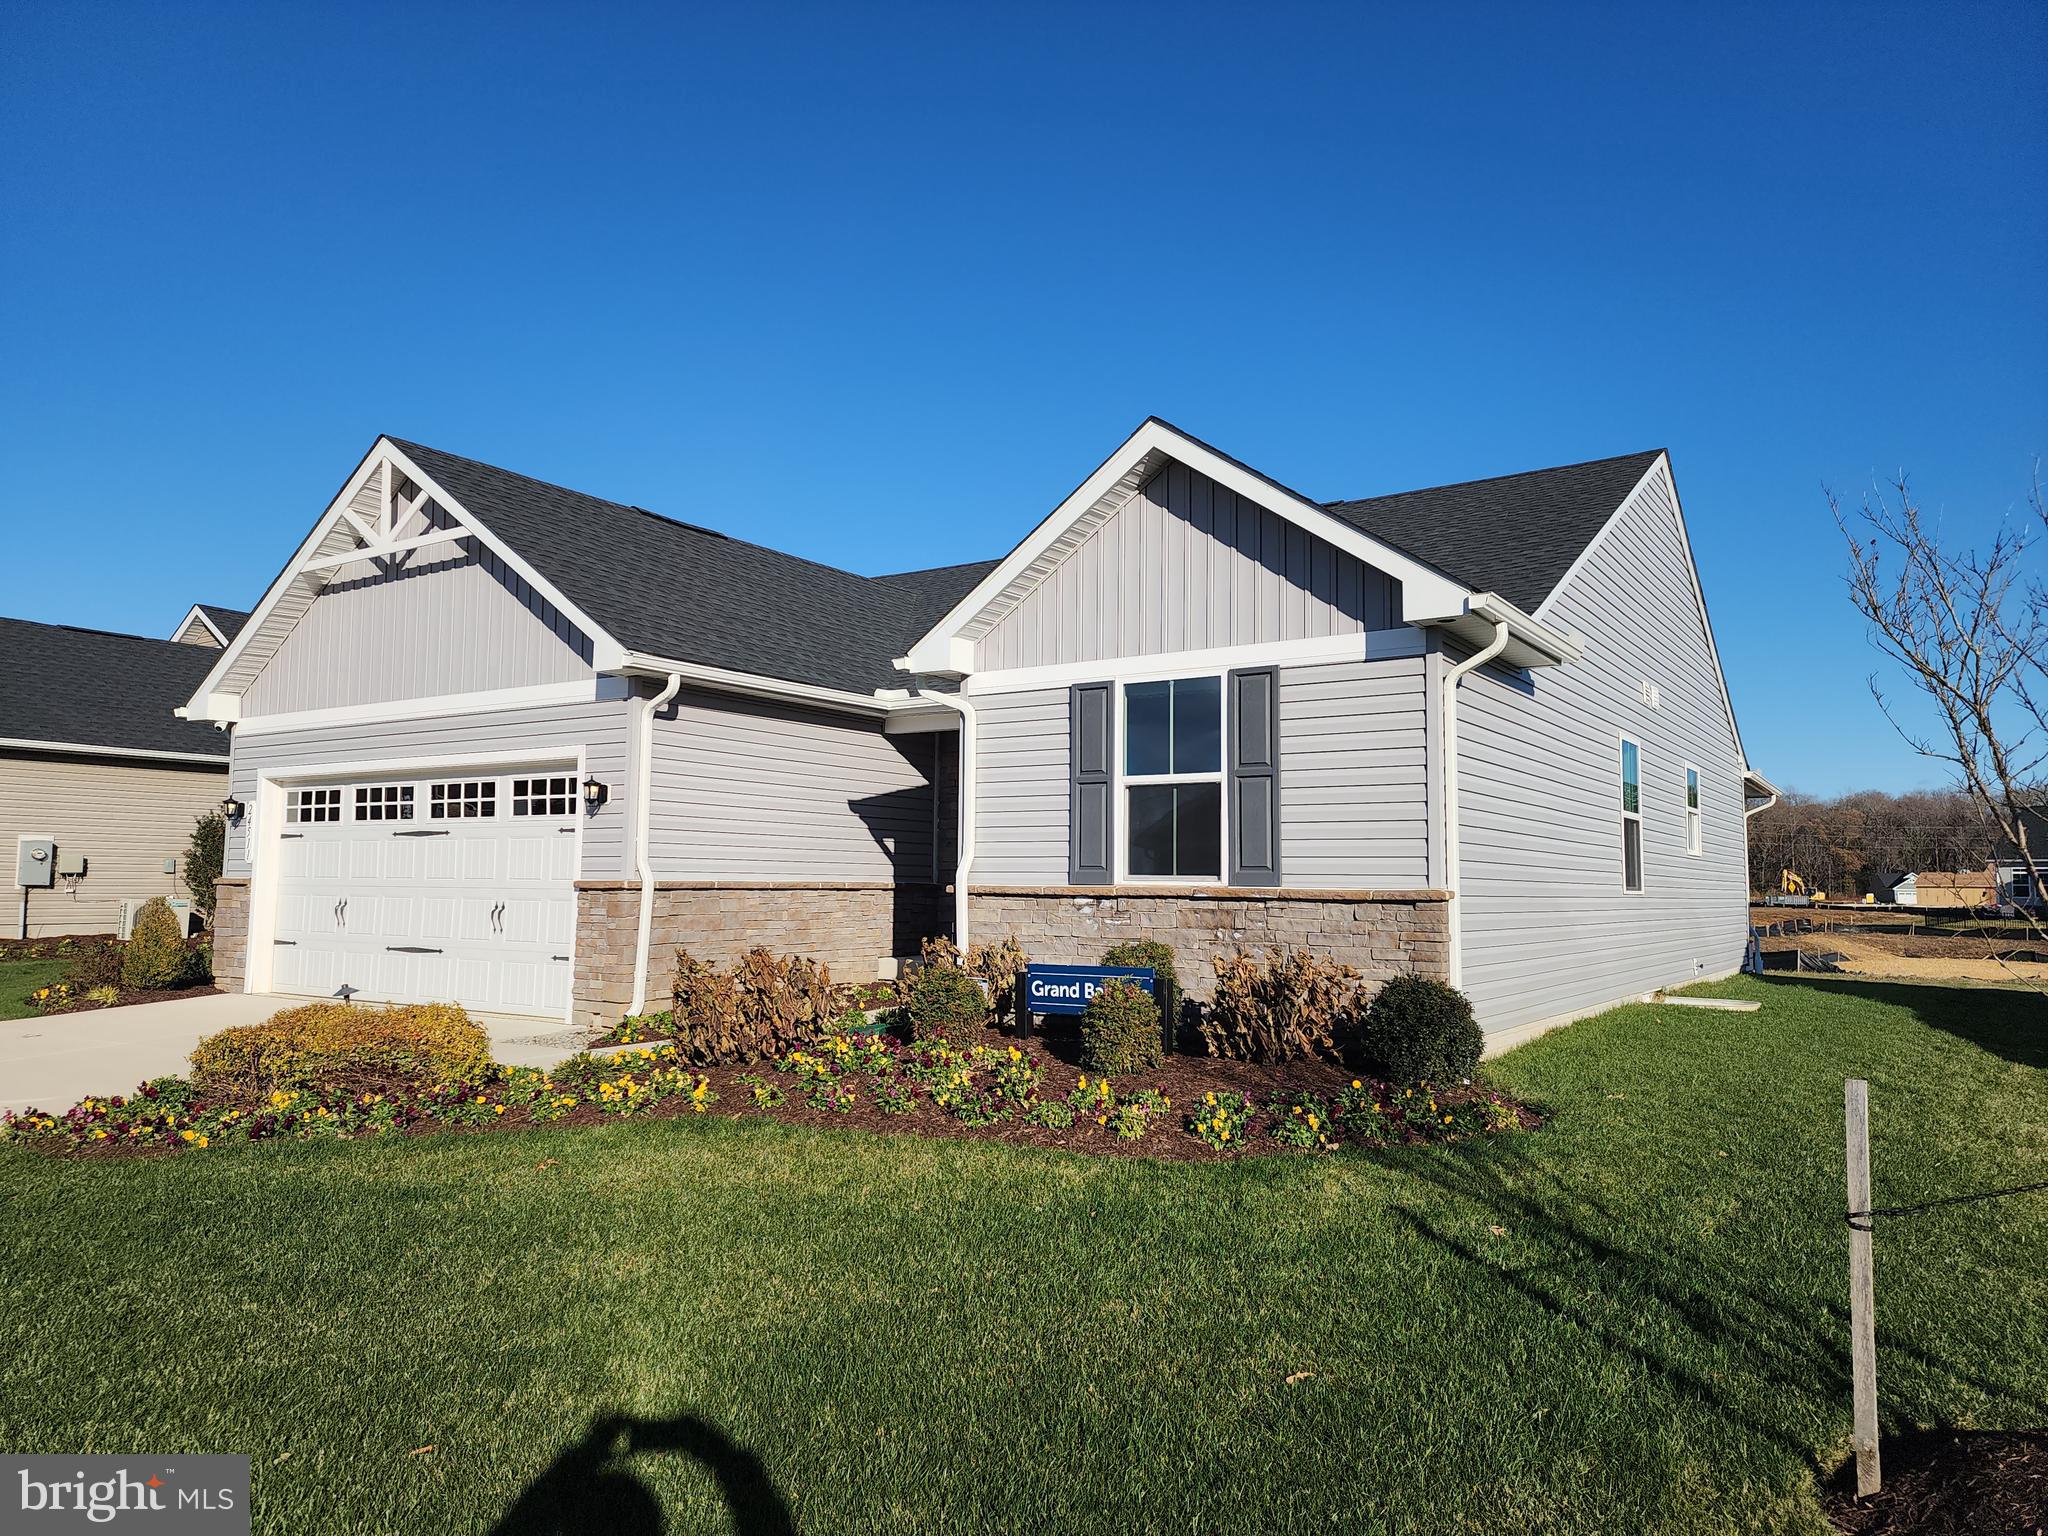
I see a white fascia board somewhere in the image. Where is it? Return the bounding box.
[962,629,1425,696]
[1742,767,1781,798]
[183,438,632,722]
[0,736,229,766]
[171,604,230,645]
[1411,592,1581,670]
[615,652,895,718]
[228,681,612,739]
[899,418,1475,674]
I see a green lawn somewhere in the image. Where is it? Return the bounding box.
[2,975,2042,1536]
[0,957,69,1020]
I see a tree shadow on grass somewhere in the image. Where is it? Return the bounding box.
[488,1412,794,1536]
[1754,974,2047,1070]
[1383,1140,2048,1479]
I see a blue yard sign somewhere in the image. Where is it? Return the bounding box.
[1023,963,1155,1017]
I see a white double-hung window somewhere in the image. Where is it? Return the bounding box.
[1123,676,1223,880]
[1621,737,1644,892]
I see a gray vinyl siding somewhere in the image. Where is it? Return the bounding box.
[976,460,1398,670]
[646,690,936,881]
[969,686,1069,883]
[2,751,228,936]
[1454,463,1748,1033]
[240,536,593,717]
[1279,652,1431,888]
[224,697,634,880]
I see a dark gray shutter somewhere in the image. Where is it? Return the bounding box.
[1069,682,1113,885]
[1229,666,1281,886]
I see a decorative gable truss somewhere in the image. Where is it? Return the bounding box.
[181,439,628,724]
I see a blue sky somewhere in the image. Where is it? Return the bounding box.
[3,2,2042,795]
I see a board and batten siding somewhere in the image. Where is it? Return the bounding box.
[224,698,635,881]
[2,751,228,936]
[975,460,1398,671]
[1278,646,1432,889]
[646,690,937,881]
[968,686,1069,883]
[1454,462,1749,1033]
[239,537,593,717]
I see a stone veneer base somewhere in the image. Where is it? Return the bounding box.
[572,881,949,1032]
[211,878,250,993]
[965,884,1450,1000]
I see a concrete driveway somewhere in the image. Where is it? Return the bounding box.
[1,993,586,1115]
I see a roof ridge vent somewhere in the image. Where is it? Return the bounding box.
[629,505,730,540]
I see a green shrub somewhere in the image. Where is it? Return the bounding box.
[190,1001,491,1093]
[671,948,835,1065]
[185,811,225,923]
[1200,948,1364,1062]
[62,940,125,994]
[1101,939,1179,1046]
[906,964,988,1044]
[1080,977,1163,1075]
[1362,976,1482,1085]
[121,899,189,990]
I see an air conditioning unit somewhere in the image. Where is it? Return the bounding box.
[119,897,195,940]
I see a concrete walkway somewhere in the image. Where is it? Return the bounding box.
[1,993,585,1115]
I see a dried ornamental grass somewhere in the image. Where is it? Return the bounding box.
[670,947,835,1064]
[1201,948,1365,1062]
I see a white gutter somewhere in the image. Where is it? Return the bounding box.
[0,736,229,766]
[615,651,893,718]
[628,672,684,1016]
[1441,619,1511,992]
[914,686,977,948]
[1743,771,1781,819]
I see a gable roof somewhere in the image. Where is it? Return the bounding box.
[196,605,250,643]
[386,440,996,695]
[1,616,230,761]
[1322,450,1664,616]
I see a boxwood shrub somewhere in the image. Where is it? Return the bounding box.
[906,964,988,1044]
[1100,939,1179,1046]
[1080,977,1163,1075]
[1362,976,1482,1085]
[121,898,191,990]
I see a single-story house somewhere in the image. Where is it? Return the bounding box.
[1896,868,1998,909]
[181,419,1771,1045]
[3,607,249,937]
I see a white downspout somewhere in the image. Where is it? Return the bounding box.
[628,672,683,1016]
[916,688,977,949]
[1441,620,1510,992]
[1743,789,1778,819]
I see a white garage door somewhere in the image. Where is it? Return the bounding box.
[269,771,579,1017]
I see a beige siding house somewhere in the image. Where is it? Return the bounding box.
[183,420,1769,1044]
[3,610,246,937]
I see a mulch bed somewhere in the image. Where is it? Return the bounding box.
[36,984,222,1016]
[24,1022,1536,1163]
[1825,1429,2048,1536]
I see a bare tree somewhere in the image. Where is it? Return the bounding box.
[1835,468,2048,914]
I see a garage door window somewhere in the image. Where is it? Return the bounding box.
[512,776,575,816]
[430,780,497,819]
[355,785,415,821]
[286,787,341,824]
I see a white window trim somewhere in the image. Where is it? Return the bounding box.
[1620,733,1644,894]
[1114,672,1229,885]
[1684,763,1702,857]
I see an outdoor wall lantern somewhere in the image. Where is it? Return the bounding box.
[581,778,609,810]
[220,796,245,823]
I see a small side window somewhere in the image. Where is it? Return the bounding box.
[1620,739,1643,892]
[1685,767,1701,856]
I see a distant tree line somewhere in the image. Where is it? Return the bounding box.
[1745,788,1998,898]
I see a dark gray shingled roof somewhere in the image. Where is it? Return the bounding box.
[0,617,230,759]
[1322,449,1663,615]
[390,439,999,695]
[196,605,250,642]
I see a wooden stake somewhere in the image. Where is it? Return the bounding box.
[1845,1078,1881,1497]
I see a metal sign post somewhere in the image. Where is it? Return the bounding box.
[1844,1078,1881,1497]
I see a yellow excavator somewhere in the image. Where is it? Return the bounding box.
[1767,869,1822,906]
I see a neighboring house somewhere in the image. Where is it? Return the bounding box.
[1878,872,1918,906]
[183,420,1771,1044]
[3,610,247,937]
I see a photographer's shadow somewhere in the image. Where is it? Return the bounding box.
[488,1413,794,1536]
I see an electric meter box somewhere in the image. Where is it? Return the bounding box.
[16,838,56,889]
